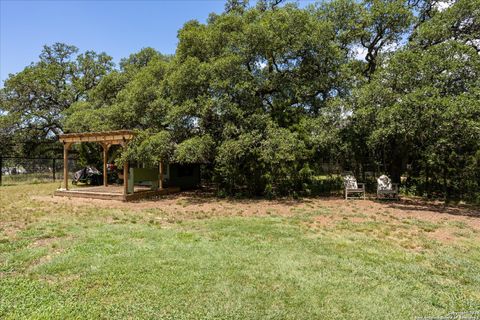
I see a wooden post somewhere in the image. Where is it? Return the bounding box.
[123,161,129,197]
[158,161,163,190]
[52,158,56,182]
[102,143,110,187]
[63,143,71,190]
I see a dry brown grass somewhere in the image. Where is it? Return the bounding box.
[1,182,477,248]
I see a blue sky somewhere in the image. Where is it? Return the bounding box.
[0,0,317,84]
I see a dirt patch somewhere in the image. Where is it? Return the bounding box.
[33,193,311,217]
[308,213,370,227]
[428,228,459,243]
[386,198,480,218]
[311,215,339,227]
[0,225,19,238]
[39,273,80,285]
[347,216,370,223]
[297,198,480,246]
[27,247,66,274]
[33,193,480,233]
[28,236,67,249]
[0,222,28,239]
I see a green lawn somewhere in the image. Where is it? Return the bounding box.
[1,183,479,319]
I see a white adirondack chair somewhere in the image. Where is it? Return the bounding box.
[343,175,365,200]
[376,175,399,199]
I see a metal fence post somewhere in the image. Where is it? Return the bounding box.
[0,156,2,186]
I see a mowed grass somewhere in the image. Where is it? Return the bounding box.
[1,184,479,319]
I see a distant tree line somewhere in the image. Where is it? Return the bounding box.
[1,0,479,201]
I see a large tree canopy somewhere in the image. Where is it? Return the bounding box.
[352,0,480,199]
[1,43,113,156]
[2,0,479,201]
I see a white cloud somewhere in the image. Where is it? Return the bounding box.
[353,45,367,61]
[436,0,453,12]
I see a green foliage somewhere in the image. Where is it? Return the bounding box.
[118,130,174,166]
[174,135,214,164]
[411,0,480,51]
[0,43,113,157]
[2,0,479,200]
[259,125,309,196]
[359,0,414,76]
[64,48,170,132]
[354,38,480,199]
[224,0,249,14]
[215,130,264,195]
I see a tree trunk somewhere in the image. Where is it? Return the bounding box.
[425,164,430,198]
[443,164,448,202]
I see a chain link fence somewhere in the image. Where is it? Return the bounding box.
[0,157,82,186]
[0,156,389,196]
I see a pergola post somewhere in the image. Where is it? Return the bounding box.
[102,143,110,187]
[123,161,129,197]
[158,161,163,190]
[63,142,71,190]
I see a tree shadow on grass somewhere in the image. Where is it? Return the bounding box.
[155,188,319,207]
[381,198,480,219]
[143,188,480,220]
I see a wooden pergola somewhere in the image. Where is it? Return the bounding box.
[55,130,177,201]
[58,130,136,196]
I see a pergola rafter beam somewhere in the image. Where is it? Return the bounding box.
[58,130,135,144]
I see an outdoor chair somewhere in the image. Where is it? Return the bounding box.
[343,175,365,200]
[376,175,399,199]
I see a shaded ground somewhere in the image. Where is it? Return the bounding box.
[1,183,480,319]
